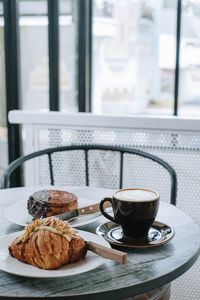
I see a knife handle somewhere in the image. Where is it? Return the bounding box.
[87,241,127,264]
[78,201,111,215]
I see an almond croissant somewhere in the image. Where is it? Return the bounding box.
[8,217,87,270]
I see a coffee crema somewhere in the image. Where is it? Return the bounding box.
[114,188,158,202]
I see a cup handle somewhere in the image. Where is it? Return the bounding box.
[99,197,116,223]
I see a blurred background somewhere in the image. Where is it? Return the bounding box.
[1,0,200,177]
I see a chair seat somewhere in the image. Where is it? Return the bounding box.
[124,283,171,300]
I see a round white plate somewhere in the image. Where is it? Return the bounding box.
[0,230,109,278]
[5,197,102,228]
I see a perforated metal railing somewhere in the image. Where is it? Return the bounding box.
[28,125,200,300]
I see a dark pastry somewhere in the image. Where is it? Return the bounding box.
[8,217,87,270]
[27,189,78,220]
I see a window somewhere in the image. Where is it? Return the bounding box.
[19,0,79,112]
[179,0,200,116]
[92,0,177,115]
[19,0,49,110]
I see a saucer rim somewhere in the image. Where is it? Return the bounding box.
[96,220,175,249]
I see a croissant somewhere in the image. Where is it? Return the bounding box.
[8,217,87,270]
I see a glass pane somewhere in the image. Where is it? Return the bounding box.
[19,0,49,110]
[20,0,47,15]
[59,0,78,112]
[92,0,177,115]
[0,2,8,177]
[179,1,200,116]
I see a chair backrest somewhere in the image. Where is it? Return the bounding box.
[0,144,177,205]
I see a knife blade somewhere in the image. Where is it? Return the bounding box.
[54,201,111,221]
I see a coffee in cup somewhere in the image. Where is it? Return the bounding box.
[99,188,160,239]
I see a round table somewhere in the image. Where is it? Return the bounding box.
[0,185,200,300]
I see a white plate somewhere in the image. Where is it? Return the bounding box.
[5,197,102,227]
[0,230,109,278]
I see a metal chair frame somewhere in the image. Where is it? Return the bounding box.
[1,145,177,205]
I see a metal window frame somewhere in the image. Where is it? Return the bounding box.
[3,0,22,187]
[48,0,59,111]
[77,0,92,112]
[174,0,182,116]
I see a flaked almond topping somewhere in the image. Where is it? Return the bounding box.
[16,217,79,243]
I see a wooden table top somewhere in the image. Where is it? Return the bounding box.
[0,185,200,300]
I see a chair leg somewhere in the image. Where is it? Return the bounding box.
[123,283,171,300]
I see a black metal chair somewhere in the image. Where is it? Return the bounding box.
[0,145,177,205]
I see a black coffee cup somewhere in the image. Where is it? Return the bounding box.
[100,188,160,239]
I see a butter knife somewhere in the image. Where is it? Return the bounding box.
[54,201,111,221]
[87,241,127,264]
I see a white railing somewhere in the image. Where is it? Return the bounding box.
[8,109,200,131]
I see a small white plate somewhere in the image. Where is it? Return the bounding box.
[5,197,102,227]
[0,230,109,278]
